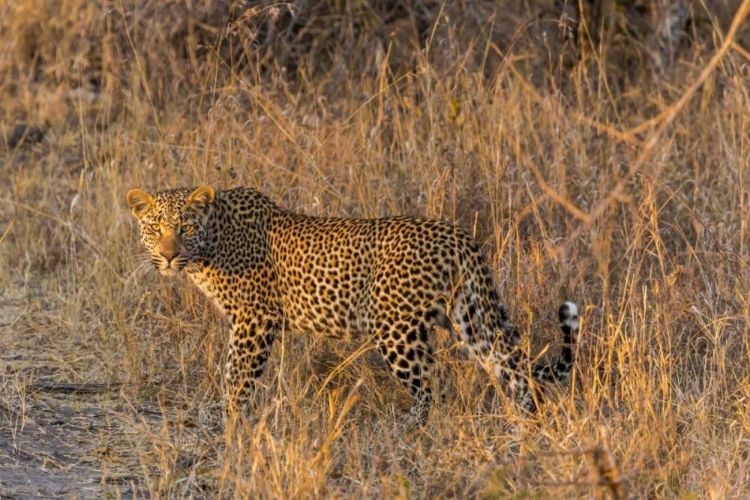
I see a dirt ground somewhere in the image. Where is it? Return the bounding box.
[0,291,221,499]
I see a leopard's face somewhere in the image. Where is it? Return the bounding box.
[126,187,215,276]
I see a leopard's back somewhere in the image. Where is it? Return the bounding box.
[268,213,482,339]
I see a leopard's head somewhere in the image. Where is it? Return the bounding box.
[126,186,215,275]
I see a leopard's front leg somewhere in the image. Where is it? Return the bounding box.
[224,314,279,420]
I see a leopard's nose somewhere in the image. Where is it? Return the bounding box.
[160,250,180,262]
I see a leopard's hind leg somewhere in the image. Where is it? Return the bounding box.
[451,286,579,411]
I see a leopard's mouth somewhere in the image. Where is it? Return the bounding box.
[152,255,189,275]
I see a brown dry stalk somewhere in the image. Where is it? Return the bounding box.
[0,218,13,246]
[556,0,750,257]
[521,155,591,223]
[732,41,750,61]
[590,446,629,500]
[570,113,644,148]
[589,426,629,500]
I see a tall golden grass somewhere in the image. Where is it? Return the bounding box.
[2,0,750,497]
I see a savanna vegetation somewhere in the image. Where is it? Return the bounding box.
[2,0,750,497]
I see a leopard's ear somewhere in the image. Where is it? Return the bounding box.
[188,186,215,211]
[126,189,154,219]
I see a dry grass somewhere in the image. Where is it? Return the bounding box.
[2,0,750,498]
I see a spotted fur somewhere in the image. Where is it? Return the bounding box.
[126,186,579,423]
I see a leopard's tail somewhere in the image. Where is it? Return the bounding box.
[448,249,579,410]
[530,302,579,384]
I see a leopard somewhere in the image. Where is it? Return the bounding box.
[126,185,579,424]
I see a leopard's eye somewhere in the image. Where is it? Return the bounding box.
[180,224,194,235]
[149,223,161,233]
